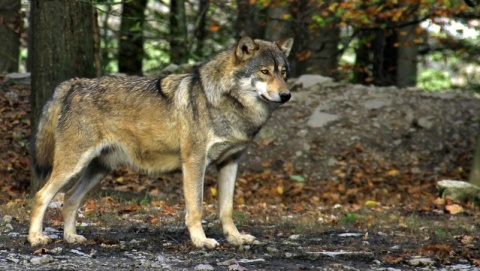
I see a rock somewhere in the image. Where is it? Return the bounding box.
[2,215,12,224]
[417,117,434,129]
[266,246,279,253]
[437,180,480,202]
[306,251,374,260]
[217,258,237,266]
[362,99,392,110]
[338,233,363,237]
[238,258,266,264]
[194,263,214,270]
[289,234,301,240]
[228,264,247,271]
[5,72,31,85]
[307,106,340,128]
[292,74,333,89]
[407,256,435,266]
[30,255,54,265]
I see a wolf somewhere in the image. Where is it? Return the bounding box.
[28,35,294,249]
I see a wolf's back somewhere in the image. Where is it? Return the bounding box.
[32,80,75,180]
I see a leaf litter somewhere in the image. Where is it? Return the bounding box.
[1,76,480,269]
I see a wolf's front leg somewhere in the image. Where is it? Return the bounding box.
[218,160,256,246]
[182,157,219,249]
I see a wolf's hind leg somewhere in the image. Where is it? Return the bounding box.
[218,160,256,246]
[28,159,87,246]
[63,158,110,244]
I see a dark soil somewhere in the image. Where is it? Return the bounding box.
[1,76,480,270]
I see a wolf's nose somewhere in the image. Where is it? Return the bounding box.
[279,93,291,103]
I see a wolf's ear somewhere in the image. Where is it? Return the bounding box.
[275,37,294,57]
[235,36,258,62]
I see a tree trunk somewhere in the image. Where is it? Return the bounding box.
[289,0,310,77]
[0,0,21,73]
[469,129,480,187]
[235,0,266,38]
[193,0,209,59]
[118,0,147,75]
[396,23,418,88]
[309,26,340,78]
[169,0,188,64]
[29,0,96,194]
[264,3,290,41]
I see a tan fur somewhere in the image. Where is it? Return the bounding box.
[28,36,293,248]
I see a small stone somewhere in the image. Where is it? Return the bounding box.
[50,247,63,254]
[3,223,13,232]
[238,245,251,251]
[408,256,435,266]
[217,258,237,266]
[338,233,362,237]
[3,215,13,224]
[30,255,54,265]
[289,234,301,240]
[417,117,434,129]
[285,252,294,258]
[194,263,214,271]
[156,254,165,262]
[296,129,308,137]
[266,246,279,253]
[7,256,20,263]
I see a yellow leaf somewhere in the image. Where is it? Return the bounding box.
[328,3,338,12]
[365,200,377,208]
[277,186,284,195]
[210,187,217,197]
[387,169,399,176]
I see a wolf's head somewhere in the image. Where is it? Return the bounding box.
[233,35,294,104]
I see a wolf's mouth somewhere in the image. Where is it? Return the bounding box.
[260,94,283,104]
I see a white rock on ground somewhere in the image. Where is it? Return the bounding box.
[437,180,480,202]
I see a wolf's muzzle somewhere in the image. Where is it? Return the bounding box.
[279,93,291,103]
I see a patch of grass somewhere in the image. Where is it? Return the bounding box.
[233,211,247,220]
[342,212,358,225]
[140,196,150,206]
[433,228,450,239]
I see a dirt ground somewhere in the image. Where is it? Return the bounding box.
[1,75,480,270]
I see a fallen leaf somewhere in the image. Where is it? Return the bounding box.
[365,200,377,208]
[383,255,403,264]
[210,187,217,197]
[33,248,49,255]
[387,169,399,176]
[445,204,464,215]
[290,175,305,182]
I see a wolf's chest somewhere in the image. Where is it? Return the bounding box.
[206,135,250,165]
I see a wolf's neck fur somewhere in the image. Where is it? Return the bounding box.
[198,48,275,137]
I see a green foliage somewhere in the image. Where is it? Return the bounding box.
[342,213,358,225]
[418,69,452,91]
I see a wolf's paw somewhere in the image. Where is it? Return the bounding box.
[28,233,52,246]
[192,237,219,249]
[64,233,87,244]
[226,233,256,246]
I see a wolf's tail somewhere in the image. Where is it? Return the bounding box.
[31,80,74,181]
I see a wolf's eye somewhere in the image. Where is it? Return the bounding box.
[260,69,269,75]
[281,69,287,76]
